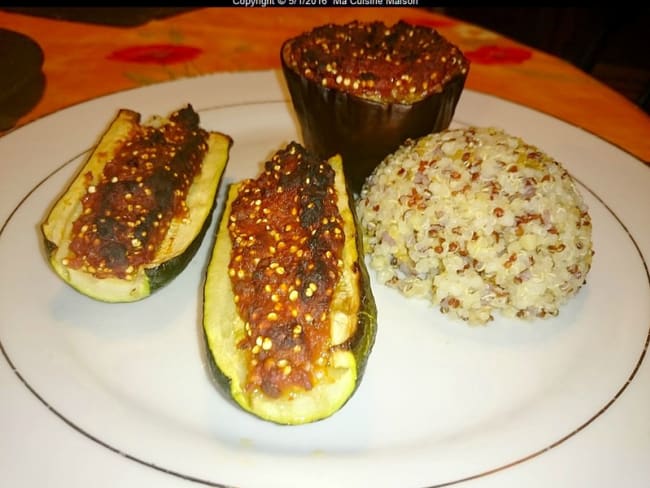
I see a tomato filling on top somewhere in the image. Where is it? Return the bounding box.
[228,142,345,398]
[64,105,208,279]
[283,20,469,104]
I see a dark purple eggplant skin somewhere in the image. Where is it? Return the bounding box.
[281,42,468,194]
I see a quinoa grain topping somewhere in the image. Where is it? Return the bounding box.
[228,142,345,398]
[282,20,469,104]
[65,105,208,279]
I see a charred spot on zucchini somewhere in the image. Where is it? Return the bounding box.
[202,142,377,425]
[41,104,232,302]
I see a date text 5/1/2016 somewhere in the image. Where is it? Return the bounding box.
[280,0,329,5]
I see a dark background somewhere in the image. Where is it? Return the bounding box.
[442,7,650,113]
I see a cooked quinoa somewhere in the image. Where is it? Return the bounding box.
[356,127,594,324]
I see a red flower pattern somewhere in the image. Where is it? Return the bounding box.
[107,44,202,65]
[464,45,532,65]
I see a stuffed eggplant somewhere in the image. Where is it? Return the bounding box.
[41,104,232,302]
[202,142,376,425]
[281,20,469,193]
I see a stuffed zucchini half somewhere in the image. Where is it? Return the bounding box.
[42,105,232,302]
[203,142,376,425]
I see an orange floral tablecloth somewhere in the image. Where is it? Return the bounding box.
[1,7,649,163]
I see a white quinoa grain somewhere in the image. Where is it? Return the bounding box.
[357,127,594,324]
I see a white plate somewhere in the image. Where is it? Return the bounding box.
[1,70,649,488]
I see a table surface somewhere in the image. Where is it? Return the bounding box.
[0,7,649,164]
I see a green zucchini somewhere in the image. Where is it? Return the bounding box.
[41,105,232,302]
[202,143,377,425]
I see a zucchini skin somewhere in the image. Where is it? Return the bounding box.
[41,106,232,302]
[143,195,215,293]
[345,181,377,385]
[202,150,377,425]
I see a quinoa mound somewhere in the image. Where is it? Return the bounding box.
[356,127,594,324]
